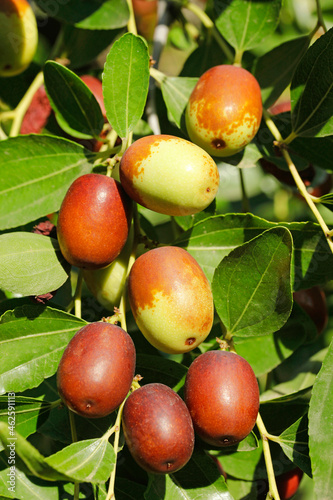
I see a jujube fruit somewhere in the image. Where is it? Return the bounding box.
[258,467,304,500]
[184,350,260,447]
[57,322,136,418]
[57,173,132,270]
[185,65,262,157]
[119,134,219,216]
[293,285,328,336]
[0,0,38,77]
[122,383,195,474]
[127,246,214,354]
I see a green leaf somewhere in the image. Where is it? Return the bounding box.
[309,338,333,498]
[0,305,87,394]
[254,35,310,108]
[103,33,150,138]
[215,0,282,53]
[136,354,187,391]
[0,422,68,482]
[0,135,95,230]
[160,76,198,129]
[0,395,52,452]
[145,448,234,499]
[234,302,313,376]
[277,414,312,477]
[291,28,333,138]
[43,61,104,139]
[63,26,122,70]
[0,451,61,500]
[175,213,333,290]
[212,227,293,337]
[0,233,69,296]
[45,438,115,483]
[35,0,129,30]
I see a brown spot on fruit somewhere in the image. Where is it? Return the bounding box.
[212,138,226,149]
[185,338,196,345]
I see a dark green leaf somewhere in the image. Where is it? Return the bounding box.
[215,0,282,52]
[0,450,61,499]
[0,395,52,452]
[145,448,233,499]
[63,25,122,70]
[0,306,87,394]
[212,227,293,337]
[255,35,310,108]
[0,233,69,296]
[103,33,150,138]
[0,135,95,230]
[309,338,333,498]
[0,422,69,481]
[277,414,312,477]
[234,302,313,376]
[35,0,129,30]
[136,354,187,391]
[175,213,333,290]
[291,28,333,138]
[44,61,104,139]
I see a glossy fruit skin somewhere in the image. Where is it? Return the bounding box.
[122,383,195,474]
[132,0,158,42]
[57,174,132,270]
[293,286,328,336]
[127,246,214,354]
[0,0,38,77]
[185,65,262,157]
[119,134,219,216]
[184,350,260,447]
[57,322,136,418]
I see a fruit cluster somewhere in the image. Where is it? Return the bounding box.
[57,322,260,474]
[53,64,266,474]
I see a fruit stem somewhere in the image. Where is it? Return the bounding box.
[74,271,83,319]
[256,412,281,500]
[69,410,80,500]
[315,0,327,32]
[149,67,166,85]
[182,1,234,62]
[263,109,333,254]
[126,0,138,35]
[9,71,44,137]
[233,49,244,67]
[105,399,126,500]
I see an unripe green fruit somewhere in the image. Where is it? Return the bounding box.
[57,174,132,270]
[128,246,214,354]
[57,322,136,418]
[82,226,133,311]
[186,65,262,157]
[119,134,219,216]
[122,383,195,474]
[0,0,38,77]
[184,350,260,447]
